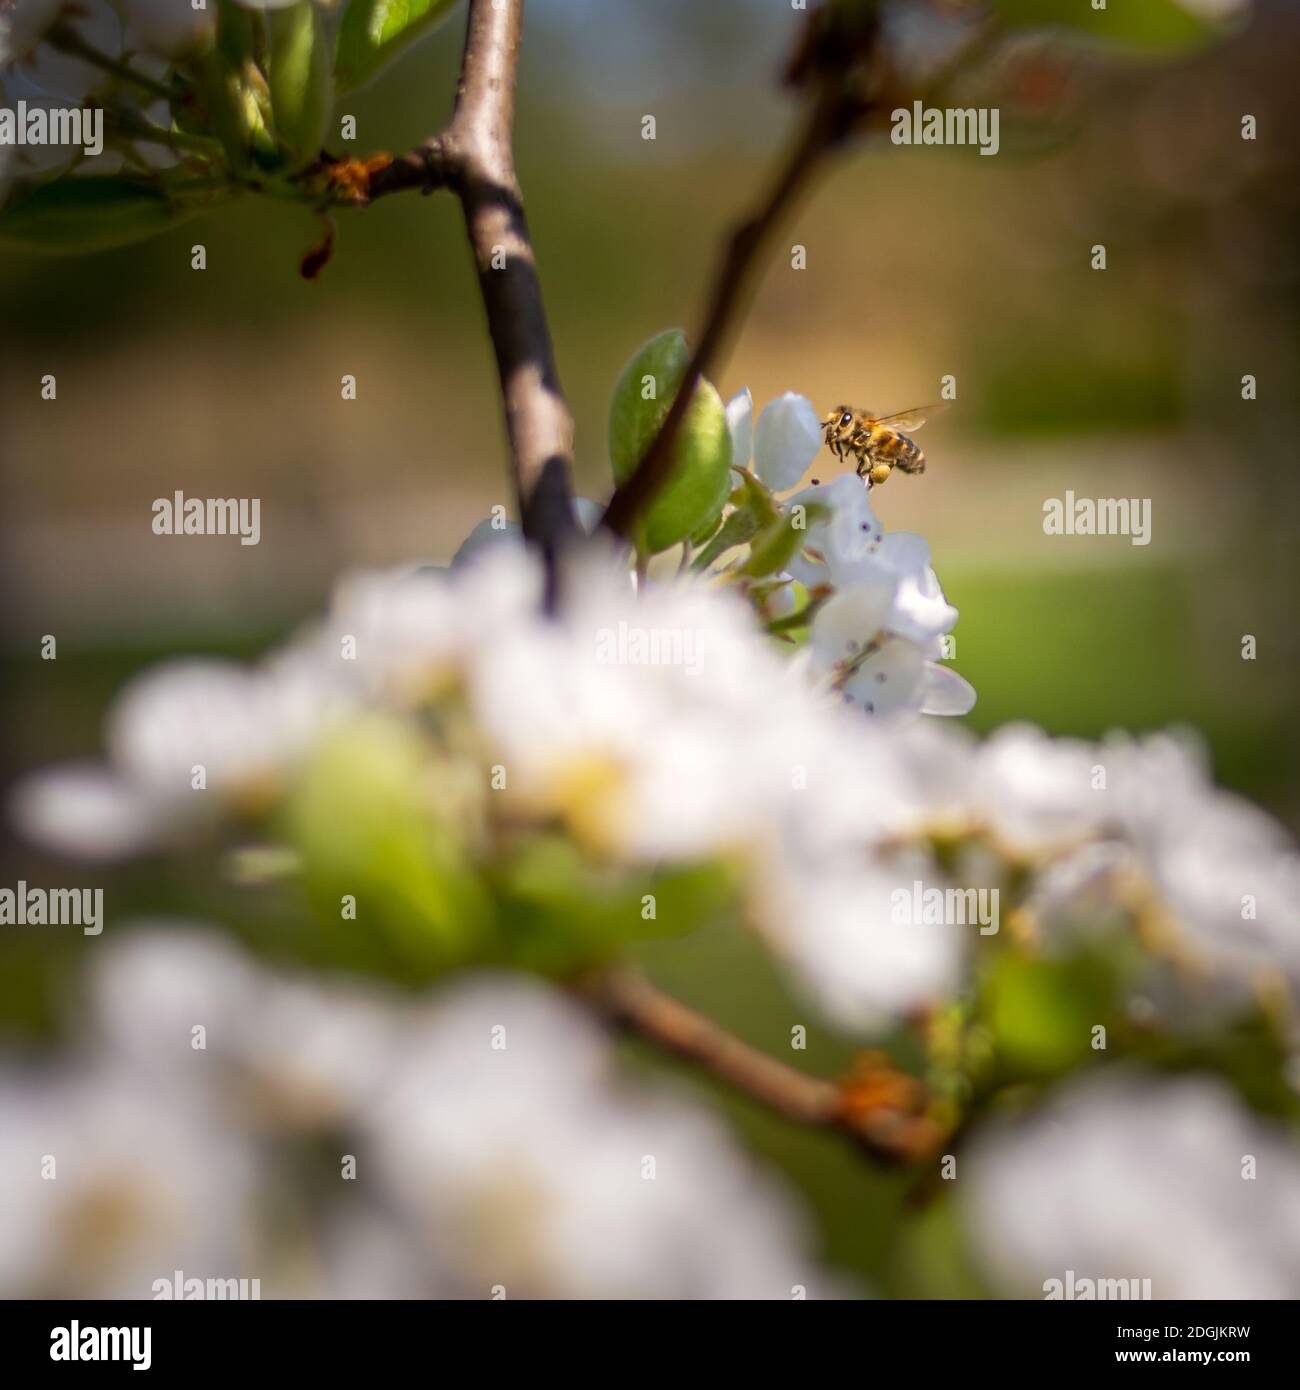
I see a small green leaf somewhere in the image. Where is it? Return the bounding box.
[691,507,761,572]
[991,0,1220,54]
[608,329,732,555]
[0,177,205,253]
[269,1,335,166]
[493,840,731,976]
[743,509,807,578]
[287,716,493,980]
[982,952,1116,1078]
[334,0,460,94]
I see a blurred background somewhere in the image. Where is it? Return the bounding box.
[2,0,1298,1295]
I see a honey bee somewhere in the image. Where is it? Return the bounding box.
[820,403,946,487]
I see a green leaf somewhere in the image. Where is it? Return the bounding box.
[269,1,335,166]
[608,329,732,555]
[334,0,460,94]
[981,951,1116,1078]
[691,507,761,572]
[742,508,808,579]
[991,0,1221,54]
[286,715,493,980]
[0,177,207,254]
[493,840,732,976]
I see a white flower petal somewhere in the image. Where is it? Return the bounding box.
[755,851,964,1032]
[572,495,604,534]
[724,387,753,471]
[451,515,523,567]
[786,473,884,588]
[8,763,165,860]
[121,0,215,60]
[106,659,302,802]
[975,723,1108,855]
[808,571,896,675]
[891,566,958,642]
[919,662,976,717]
[840,637,929,717]
[0,0,64,65]
[753,392,821,492]
[22,0,121,102]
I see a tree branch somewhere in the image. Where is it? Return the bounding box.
[581,966,943,1166]
[324,0,576,552]
[447,0,578,555]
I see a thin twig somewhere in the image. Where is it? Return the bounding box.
[46,24,179,103]
[581,965,944,1166]
[599,93,843,541]
[598,7,1000,542]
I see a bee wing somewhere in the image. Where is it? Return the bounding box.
[868,402,948,432]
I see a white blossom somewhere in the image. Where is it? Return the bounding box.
[752,390,822,491]
[10,650,345,859]
[963,1073,1300,1299]
[724,386,753,472]
[450,495,604,568]
[0,0,63,67]
[753,846,965,1033]
[90,927,400,1132]
[0,1063,257,1297]
[973,723,1110,857]
[362,975,843,1298]
[120,0,215,61]
[13,0,120,103]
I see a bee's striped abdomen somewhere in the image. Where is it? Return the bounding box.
[890,431,926,474]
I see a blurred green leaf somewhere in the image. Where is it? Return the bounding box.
[334,0,460,94]
[982,951,1116,1077]
[895,1193,992,1299]
[269,1,335,166]
[0,178,207,254]
[609,328,732,555]
[286,715,493,979]
[495,838,733,975]
[991,0,1219,53]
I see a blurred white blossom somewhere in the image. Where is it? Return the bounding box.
[0,0,64,68]
[964,1073,1300,1299]
[362,974,841,1298]
[0,1063,258,1298]
[3,929,848,1298]
[10,646,348,858]
[120,0,215,60]
[90,928,400,1132]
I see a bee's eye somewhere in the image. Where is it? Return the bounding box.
[839,412,853,427]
